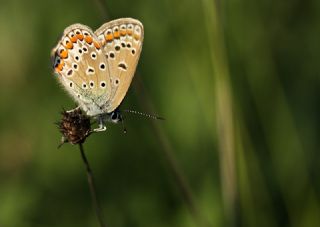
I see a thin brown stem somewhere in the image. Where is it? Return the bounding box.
[79,143,106,227]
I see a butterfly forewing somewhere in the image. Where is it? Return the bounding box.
[52,24,112,116]
[95,18,144,113]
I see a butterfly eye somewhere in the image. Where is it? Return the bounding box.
[110,111,120,122]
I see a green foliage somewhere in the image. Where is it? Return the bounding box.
[0,0,319,226]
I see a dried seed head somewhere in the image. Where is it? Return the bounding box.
[57,108,91,146]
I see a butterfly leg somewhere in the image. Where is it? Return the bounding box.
[93,115,107,132]
[93,125,106,132]
[66,106,81,113]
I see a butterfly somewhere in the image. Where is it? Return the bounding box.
[51,18,143,131]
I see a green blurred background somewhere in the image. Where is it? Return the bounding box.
[0,0,319,226]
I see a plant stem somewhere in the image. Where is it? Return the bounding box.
[201,0,237,226]
[79,143,106,227]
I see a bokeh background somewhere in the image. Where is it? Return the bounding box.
[0,0,319,226]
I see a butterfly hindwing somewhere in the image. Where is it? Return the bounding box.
[95,18,144,113]
[51,24,112,116]
[51,19,143,117]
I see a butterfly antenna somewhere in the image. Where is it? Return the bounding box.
[123,110,165,120]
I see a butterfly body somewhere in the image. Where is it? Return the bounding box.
[51,18,143,129]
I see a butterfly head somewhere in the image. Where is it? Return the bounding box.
[107,108,123,124]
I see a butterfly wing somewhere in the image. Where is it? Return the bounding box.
[51,24,112,116]
[94,18,144,113]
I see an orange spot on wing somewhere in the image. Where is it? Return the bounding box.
[85,36,93,44]
[127,30,133,35]
[65,42,73,49]
[76,34,84,40]
[134,34,140,40]
[70,36,77,43]
[105,34,113,42]
[55,61,64,72]
[94,41,101,49]
[120,30,126,36]
[60,50,68,59]
[113,31,120,38]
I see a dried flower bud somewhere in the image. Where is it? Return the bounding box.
[57,108,91,146]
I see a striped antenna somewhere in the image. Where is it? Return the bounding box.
[123,110,165,120]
